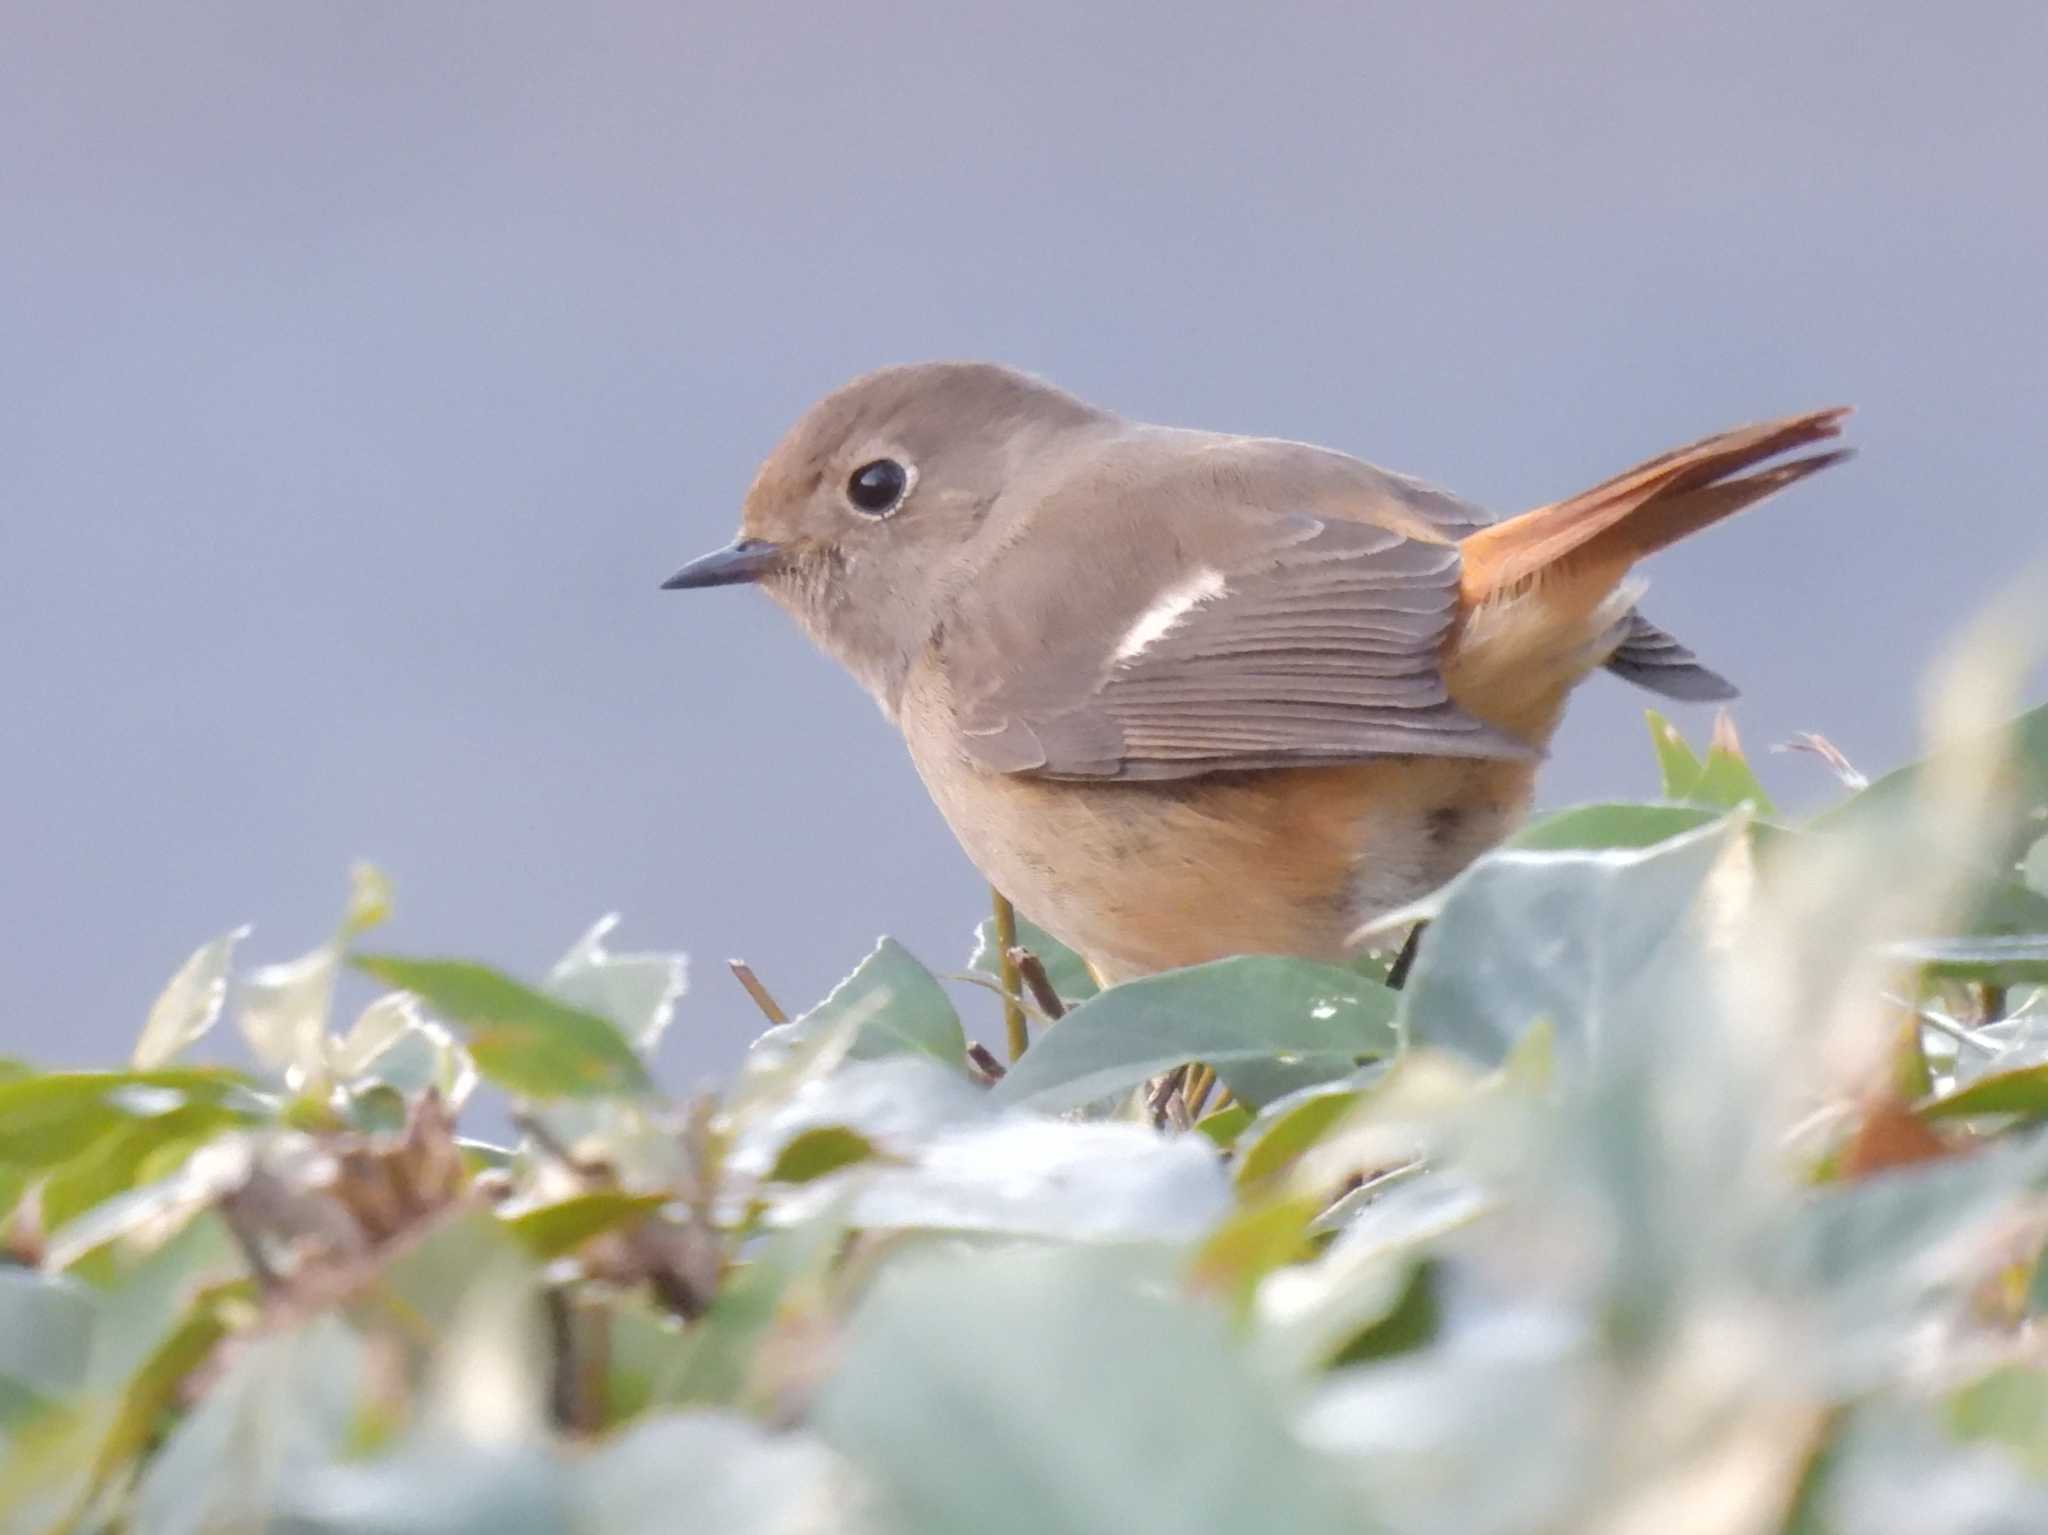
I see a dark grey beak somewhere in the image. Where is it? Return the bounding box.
[660,537,785,591]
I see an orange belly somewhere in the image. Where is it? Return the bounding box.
[900,672,1534,983]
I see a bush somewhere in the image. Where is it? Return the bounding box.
[6,679,2048,1533]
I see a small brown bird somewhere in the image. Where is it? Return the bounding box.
[665,364,1848,984]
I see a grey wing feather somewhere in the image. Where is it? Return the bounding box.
[1603,614,1739,702]
[948,511,1532,781]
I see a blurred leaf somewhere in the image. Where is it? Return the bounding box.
[131,1315,367,1535]
[44,1136,252,1273]
[547,915,687,1053]
[970,913,1099,1006]
[1232,1078,1372,1191]
[1772,1134,2048,1387]
[503,1190,667,1260]
[1399,815,1741,1067]
[1648,710,1707,797]
[41,1105,241,1240]
[1882,935,2048,985]
[133,926,249,1070]
[774,1118,1228,1246]
[1510,801,1719,852]
[277,1438,575,1534]
[239,941,341,1087]
[1327,1256,1441,1366]
[767,1126,877,1183]
[727,1056,987,1185]
[0,1069,261,1177]
[762,938,966,1070]
[0,1268,92,1421]
[1262,1174,1486,1375]
[816,1246,1358,1535]
[1920,1065,2048,1121]
[330,994,476,1109]
[353,955,652,1099]
[652,1214,848,1412]
[1195,1101,1253,1149]
[1949,1367,2048,1476]
[1187,1195,1319,1319]
[574,1411,858,1533]
[991,957,1398,1114]
[2024,834,2048,900]
[344,860,395,938]
[361,1206,536,1342]
[1647,710,1775,813]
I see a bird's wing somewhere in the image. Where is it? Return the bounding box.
[938,440,1533,781]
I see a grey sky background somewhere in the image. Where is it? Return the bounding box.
[5,2,2044,1084]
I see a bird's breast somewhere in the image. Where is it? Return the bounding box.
[897,661,1533,984]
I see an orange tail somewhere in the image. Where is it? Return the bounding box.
[1457,407,1853,607]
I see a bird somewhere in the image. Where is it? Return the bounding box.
[663,363,1848,985]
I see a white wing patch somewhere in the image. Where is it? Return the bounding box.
[1112,567,1228,663]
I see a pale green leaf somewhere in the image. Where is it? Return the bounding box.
[133,926,249,1070]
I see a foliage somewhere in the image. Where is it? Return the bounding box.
[8,685,2048,1534]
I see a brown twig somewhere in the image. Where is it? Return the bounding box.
[728,959,789,1025]
[1148,1065,1190,1127]
[991,889,1030,1061]
[1007,946,1068,1020]
[966,1042,1009,1084]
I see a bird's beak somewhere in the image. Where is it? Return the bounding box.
[660,537,786,591]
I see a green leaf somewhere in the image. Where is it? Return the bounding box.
[353,954,652,1099]
[763,937,966,1068]
[1187,1194,1319,1320]
[969,914,1099,1006]
[651,1214,848,1412]
[131,1315,368,1535]
[503,1190,668,1259]
[766,1126,877,1183]
[237,940,341,1087]
[1646,710,1775,813]
[815,1246,1359,1534]
[1328,1255,1442,1366]
[1949,1367,2048,1475]
[1232,1078,1372,1191]
[2024,834,2048,900]
[132,926,249,1070]
[0,1069,262,1177]
[1399,815,1741,1067]
[546,915,687,1052]
[1647,709,1707,798]
[1920,1064,2048,1121]
[343,859,395,937]
[1194,1101,1253,1149]
[990,957,1399,1114]
[1510,801,1720,852]
[573,1412,852,1533]
[1882,935,2048,985]
[787,1118,1227,1245]
[0,1269,93,1421]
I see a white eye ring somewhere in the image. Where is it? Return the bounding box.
[844,457,917,518]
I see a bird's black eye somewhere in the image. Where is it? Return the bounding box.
[846,458,911,516]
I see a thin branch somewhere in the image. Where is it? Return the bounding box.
[941,971,1061,1027]
[1007,946,1068,1020]
[966,1042,1008,1084]
[1385,923,1426,991]
[1146,1072,1196,1129]
[728,959,789,1025]
[1184,1064,1219,1121]
[991,889,1030,1061]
